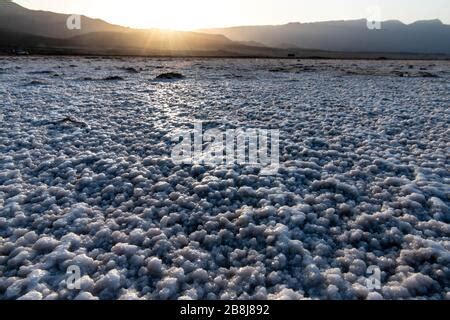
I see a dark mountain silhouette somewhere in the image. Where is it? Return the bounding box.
[200,19,450,54]
[0,0,127,38]
[65,30,234,51]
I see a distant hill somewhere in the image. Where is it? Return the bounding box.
[0,0,127,38]
[66,30,235,51]
[200,19,450,54]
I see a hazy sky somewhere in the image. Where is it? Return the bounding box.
[14,0,450,30]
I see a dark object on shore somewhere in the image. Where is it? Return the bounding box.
[124,67,140,73]
[269,68,285,73]
[26,80,48,86]
[12,48,29,55]
[418,71,439,78]
[392,70,438,78]
[59,117,88,128]
[103,75,124,81]
[393,71,409,77]
[155,72,185,80]
[29,70,55,75]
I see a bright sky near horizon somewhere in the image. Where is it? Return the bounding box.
[13,0,450,30]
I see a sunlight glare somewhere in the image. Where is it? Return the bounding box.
[116,0,227,30]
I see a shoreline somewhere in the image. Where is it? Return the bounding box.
[2,52,450,61]
[2,46,450,61]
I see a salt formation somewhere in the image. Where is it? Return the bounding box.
[0,57,449,300]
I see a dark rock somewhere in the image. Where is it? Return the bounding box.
[103,76,124,81]
[419,72,438,78]
[124,67,140,73]
[155,72,185,80]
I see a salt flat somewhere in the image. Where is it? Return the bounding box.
[0,57,449,300]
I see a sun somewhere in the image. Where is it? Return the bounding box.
[115,0,214,31]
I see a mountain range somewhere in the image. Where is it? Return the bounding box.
[200,19,450,54]
[1,0,449,58]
